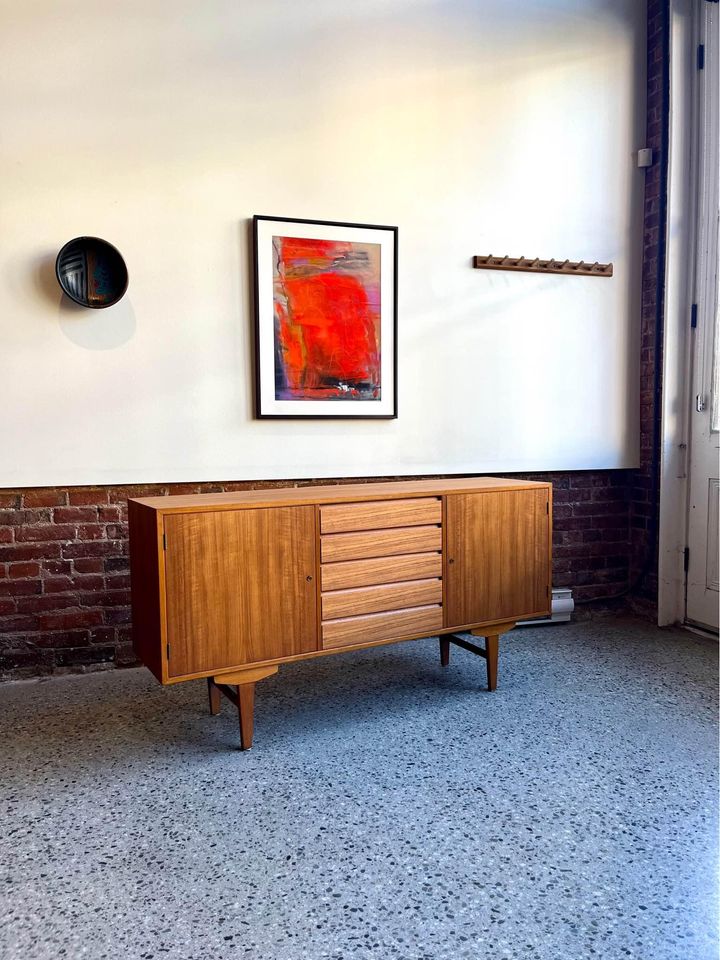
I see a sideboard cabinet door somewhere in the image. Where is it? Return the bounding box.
[445,490,550,627]
[164,506,317,678]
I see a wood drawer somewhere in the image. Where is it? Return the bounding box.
[322,578,442,621]
[320,551,443,591]
[321,525,442,563]
[322,605,444,649]
[320,497,441,534]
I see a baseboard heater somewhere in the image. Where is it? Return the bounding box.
[518,588,574,626]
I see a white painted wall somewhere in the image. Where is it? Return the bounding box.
[0,0,646,487]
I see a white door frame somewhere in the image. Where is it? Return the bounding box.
[685,0,719,628]
[658,0,713,626]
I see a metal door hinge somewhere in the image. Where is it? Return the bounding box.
[683,547,690,573]
[166,643,171,660]
[546,500,549,514]
[698,44,705,69]
[696,394,707,412]
[162,533,167,550]
[691,303,698,328]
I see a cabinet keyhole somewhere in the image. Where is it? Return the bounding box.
[306,575,313,582]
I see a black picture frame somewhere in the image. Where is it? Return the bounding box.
[253,215,398,419]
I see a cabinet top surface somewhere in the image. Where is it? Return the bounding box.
[130,476,551,514]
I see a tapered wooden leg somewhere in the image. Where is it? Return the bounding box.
[485,634,499,692]
[466,622,513,692]
[207,677,221,715]
[210,666,278,750]
[237,682,255,751]
[439,636,450,667]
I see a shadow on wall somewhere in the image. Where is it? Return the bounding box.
[32,250,136,351]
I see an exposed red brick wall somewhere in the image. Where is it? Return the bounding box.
[0,471,630,678]
[543,471,630,599]
[629,0,667,602]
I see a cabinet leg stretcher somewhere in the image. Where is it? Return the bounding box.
[440,622,515,692]
[207,624,515,750]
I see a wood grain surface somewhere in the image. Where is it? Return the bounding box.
[131,476,551,514]
[128,478,552,691]
[321,525,442,563]
[164,506,317,677]
[445,489,550,626]
[128,500,165,682]
[319,497,441,533]
[320,551,443,591]
[321,577,442,620]
[322,604,444,649]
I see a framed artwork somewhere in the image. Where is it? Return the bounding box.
[253,215,398,419]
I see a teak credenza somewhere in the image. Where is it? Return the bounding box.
[128,477,552,749]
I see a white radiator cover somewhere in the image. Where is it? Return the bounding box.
[518,588,574,626]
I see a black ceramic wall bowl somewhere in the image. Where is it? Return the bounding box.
[55,236,128,308]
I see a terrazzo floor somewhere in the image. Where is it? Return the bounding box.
[0,616,717,960]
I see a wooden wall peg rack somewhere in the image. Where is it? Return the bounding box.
[473,255,613,277]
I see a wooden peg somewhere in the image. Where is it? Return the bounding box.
[576,260,585,271]
[560,259,569,269]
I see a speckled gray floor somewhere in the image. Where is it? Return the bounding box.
[0,617,717,960]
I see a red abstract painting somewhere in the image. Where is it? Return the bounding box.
[272,236,381,401]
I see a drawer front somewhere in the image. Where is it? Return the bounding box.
[321,525,442,563]
[322,578,442,621]
[322,605,444,649]
[320,551,442,592]
[320,497,441,534]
